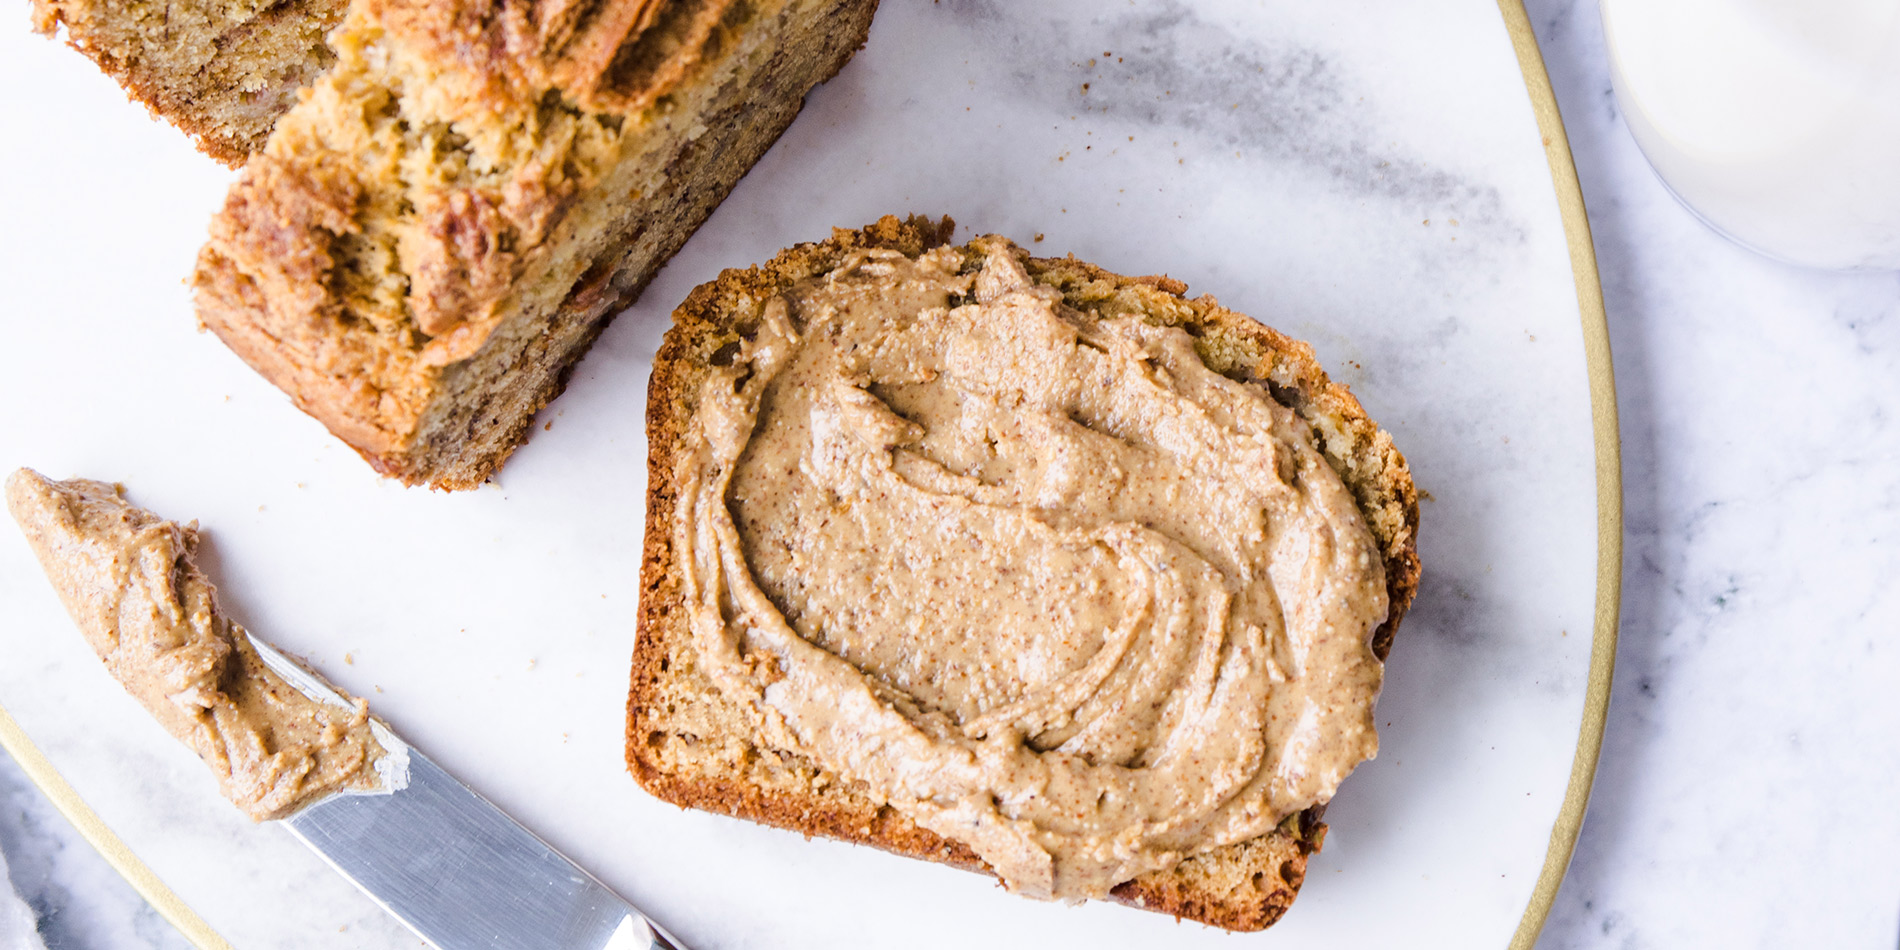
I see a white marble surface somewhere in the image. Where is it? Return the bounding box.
[0,761,179,950]
[0,1,1884,949]
[1525,1,1900,947]
[0,830,48,950]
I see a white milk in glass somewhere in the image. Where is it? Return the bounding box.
[1601,0,1900,270]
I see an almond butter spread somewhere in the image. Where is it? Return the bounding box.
[6,469,384,821]
[674,241,1390,900]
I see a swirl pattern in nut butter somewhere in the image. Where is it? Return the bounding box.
[675,241,1388,900]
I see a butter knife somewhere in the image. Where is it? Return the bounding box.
[248,635,684,950]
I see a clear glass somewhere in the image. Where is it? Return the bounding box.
[1600,0,1900,271]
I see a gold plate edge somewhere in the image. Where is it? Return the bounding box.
[1496,1,1624,948]
[0,702,234,949]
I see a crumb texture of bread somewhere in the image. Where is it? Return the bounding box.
[630,215,1421,931]
[33,0,344,164]
[191,0,880,488]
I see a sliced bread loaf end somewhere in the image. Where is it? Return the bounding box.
[33,0,342,164]
[191,0,880,488]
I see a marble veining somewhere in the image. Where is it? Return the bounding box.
[0,753,183,949]
[919,0,1521,272]
[1060,6,1508,225]
[1527,2,1900,949]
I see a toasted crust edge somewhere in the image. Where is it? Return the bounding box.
[628,214,1420,932]
[30,0,341,167]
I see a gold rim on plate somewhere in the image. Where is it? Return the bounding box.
[0,3,1619,946]
[1497,0,1623,946]
[0,705,232,948]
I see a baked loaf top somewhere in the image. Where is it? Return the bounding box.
[191,0,846,487]
[632,215,1420,930]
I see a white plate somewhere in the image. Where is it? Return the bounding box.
[0,1,1616,948]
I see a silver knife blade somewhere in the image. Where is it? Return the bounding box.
[249,634,683,950]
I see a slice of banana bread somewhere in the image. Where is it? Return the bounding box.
[191,0,879,488]
[31,0,343,164]
[629,215,1421,930]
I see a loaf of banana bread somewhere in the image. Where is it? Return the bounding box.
[192,0,880,488]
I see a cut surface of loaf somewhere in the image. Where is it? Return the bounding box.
[32,0,343,164]
[191,0,879,489]
[630,215,1421,930]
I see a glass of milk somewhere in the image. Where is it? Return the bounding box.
[1600,0,1900,270]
